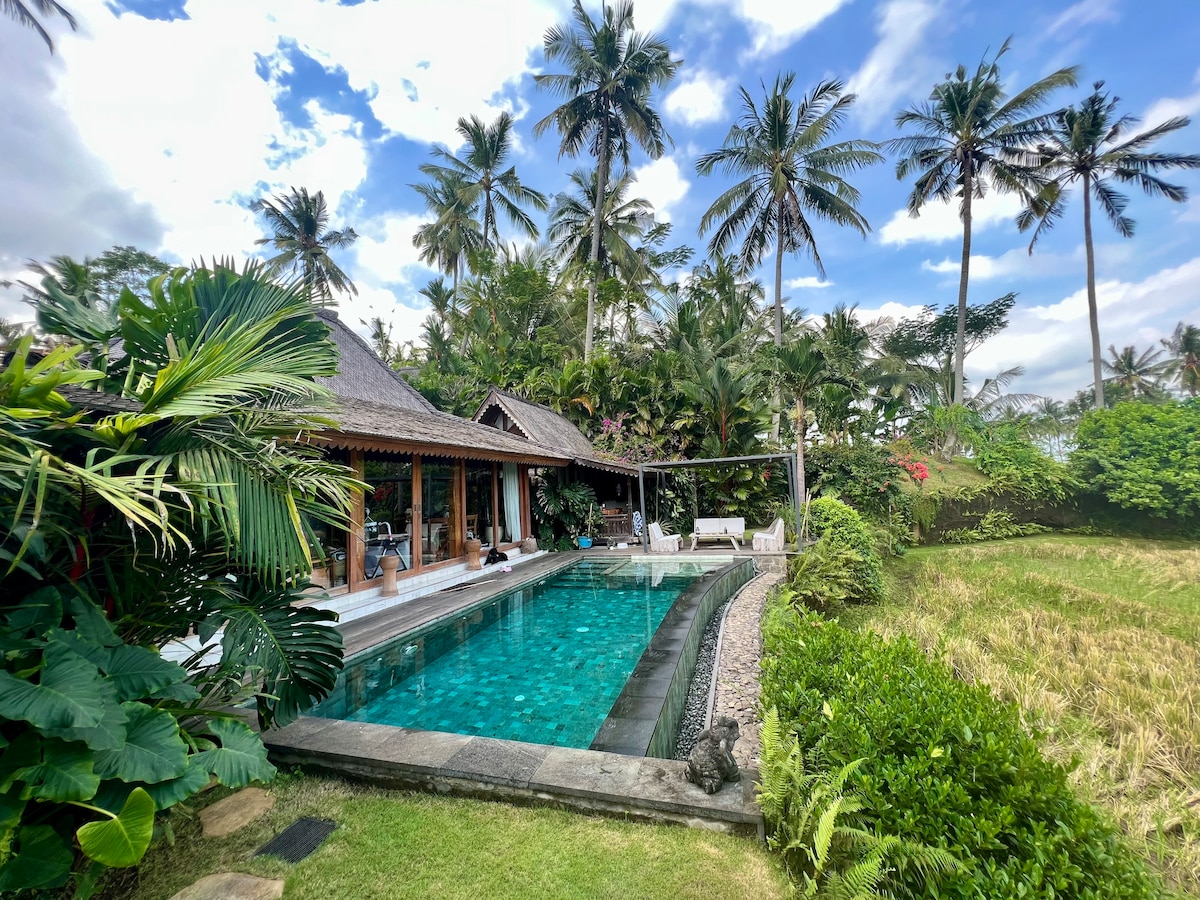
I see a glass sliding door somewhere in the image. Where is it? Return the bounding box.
[464,461,494,546]
[363,457,414,576]
[421,459,461,564]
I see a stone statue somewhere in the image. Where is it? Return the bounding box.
[684,716,741,794]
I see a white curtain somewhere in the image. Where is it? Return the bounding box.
[503,463,523,542]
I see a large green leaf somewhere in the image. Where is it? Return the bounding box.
[60,690,129,752]
[0,640,107,733]
[1,586,63,638]
[93,704,187,784]
[0,825,73,891]
[67,595,120,647]
[143,756,213,810]
[195,719,275,787]
[76,787,155,868]
[12,737,99,802]
[105,645,189,702]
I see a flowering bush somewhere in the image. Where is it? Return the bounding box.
[887,451,930,485]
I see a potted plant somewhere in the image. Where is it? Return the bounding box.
[576,504,603,549]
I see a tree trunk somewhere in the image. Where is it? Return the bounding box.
[953,164,973,406]
[795,395,807,511]
[770,201,785,443]
[1083,173,1104,409]
[585,123,609,362]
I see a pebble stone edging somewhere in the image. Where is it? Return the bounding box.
[711,571,782,770]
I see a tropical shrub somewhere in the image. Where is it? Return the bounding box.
[976,424,1078,502]
[532,471,600,543]
[759,600,1163,899]
[941,508,1052,544]
[802,498,883,603]
[805,444,908,522]
[1072,400,1200,521]
[0,264,357,892]
[757,708,961,897]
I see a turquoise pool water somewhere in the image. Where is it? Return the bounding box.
[310,557,731,748]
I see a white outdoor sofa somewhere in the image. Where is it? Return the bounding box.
[689,517,745,551]
[647,521,682,552]
[752,517,786,551]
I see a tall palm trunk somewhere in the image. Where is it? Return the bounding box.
[795,395,807,511]
[770,201,785,443]
[1082,173,1104,409]
[585,122,610,362]
[953,163,973,406]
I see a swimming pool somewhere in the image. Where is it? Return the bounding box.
[310,557,748,750]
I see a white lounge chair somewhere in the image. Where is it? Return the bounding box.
[647,521,681,553]
[752,518,786,552]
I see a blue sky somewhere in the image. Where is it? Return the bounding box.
[1,0,1198,399]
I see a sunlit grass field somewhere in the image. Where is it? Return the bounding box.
[115,777,787,900]
[861,536,1200,895]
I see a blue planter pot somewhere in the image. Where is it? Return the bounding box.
[576,536,593,549]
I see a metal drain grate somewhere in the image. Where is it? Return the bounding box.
[254,817,336,863]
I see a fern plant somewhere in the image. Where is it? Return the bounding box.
[757,708,961,898]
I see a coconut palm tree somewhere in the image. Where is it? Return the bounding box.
[1101,343,1171,399]
[419,113,548,251]
[548,167,656,285]
[888,39,1077,405]
[252,187,359,301]
[534,0,679,361]
[412,170,484,300]
[767,333,846,506]
[3,0,75,52]
[1017,83,1200,408]
[697,74,880,350]
[1162,321,1200,397]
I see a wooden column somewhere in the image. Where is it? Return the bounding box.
[412,455,423,573]
[348,449,365,590]
[491,463,500,548]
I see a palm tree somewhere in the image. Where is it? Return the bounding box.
[548,168,655,285]
[768,333,846,506]
[3,0,75,52]
[412,171,484,300]
[1101,344,1170,399]
[419,113,548,251]
[889,39,1077,405]
[1162,322,1200,397]
[534,0,679,361]
[1017,83,1200,408]
[252,187,359,301]
[697,74,880,349]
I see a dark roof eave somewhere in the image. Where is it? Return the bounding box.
[313,430,570,466]
[573,456,638,476]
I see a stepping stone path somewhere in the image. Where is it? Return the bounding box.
[199,787,275,838]
[169,872,284,900]
[713,571,781,770]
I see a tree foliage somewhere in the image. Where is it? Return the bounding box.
[0,263,358,889]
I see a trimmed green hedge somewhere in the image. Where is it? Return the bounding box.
[801,497,884,602]
[759,599,1162,899]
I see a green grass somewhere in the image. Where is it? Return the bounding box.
[112,776,788,900]
[858,536,1200,896]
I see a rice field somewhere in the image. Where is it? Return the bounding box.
[865,536,1200,896]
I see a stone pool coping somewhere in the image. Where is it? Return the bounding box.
[265,554,764,835]
[262,718,762,836]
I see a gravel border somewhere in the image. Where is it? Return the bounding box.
[673,571,782,768]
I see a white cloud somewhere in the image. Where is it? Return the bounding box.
[968,256,1200,398]
[920,247,1050,281]
[785,276,833,289]
[879,192,1024,246]
[1047,0,1118,37]
[846,0,941,127]
[853,301,929,323]
[665,70,732,126]
[1143,69,1200,126]
[334,284,431,349]
[631,157,689,221]
[353,214,431,287]
[734,0,852,56]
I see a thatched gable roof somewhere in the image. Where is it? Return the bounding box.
[56,384,144,414]
[319,397,570,465]
[472,387,635,475]
[315,310,436,414]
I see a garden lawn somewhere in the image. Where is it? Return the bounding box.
[112,776,788,900]
[863,536,1200,896]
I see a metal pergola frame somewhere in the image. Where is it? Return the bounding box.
[636,453,801,554]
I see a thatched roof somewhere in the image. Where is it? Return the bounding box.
[56,384,143,414]
[472,387,636,475]
[319,397,571,465]
[315,310,436,414]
